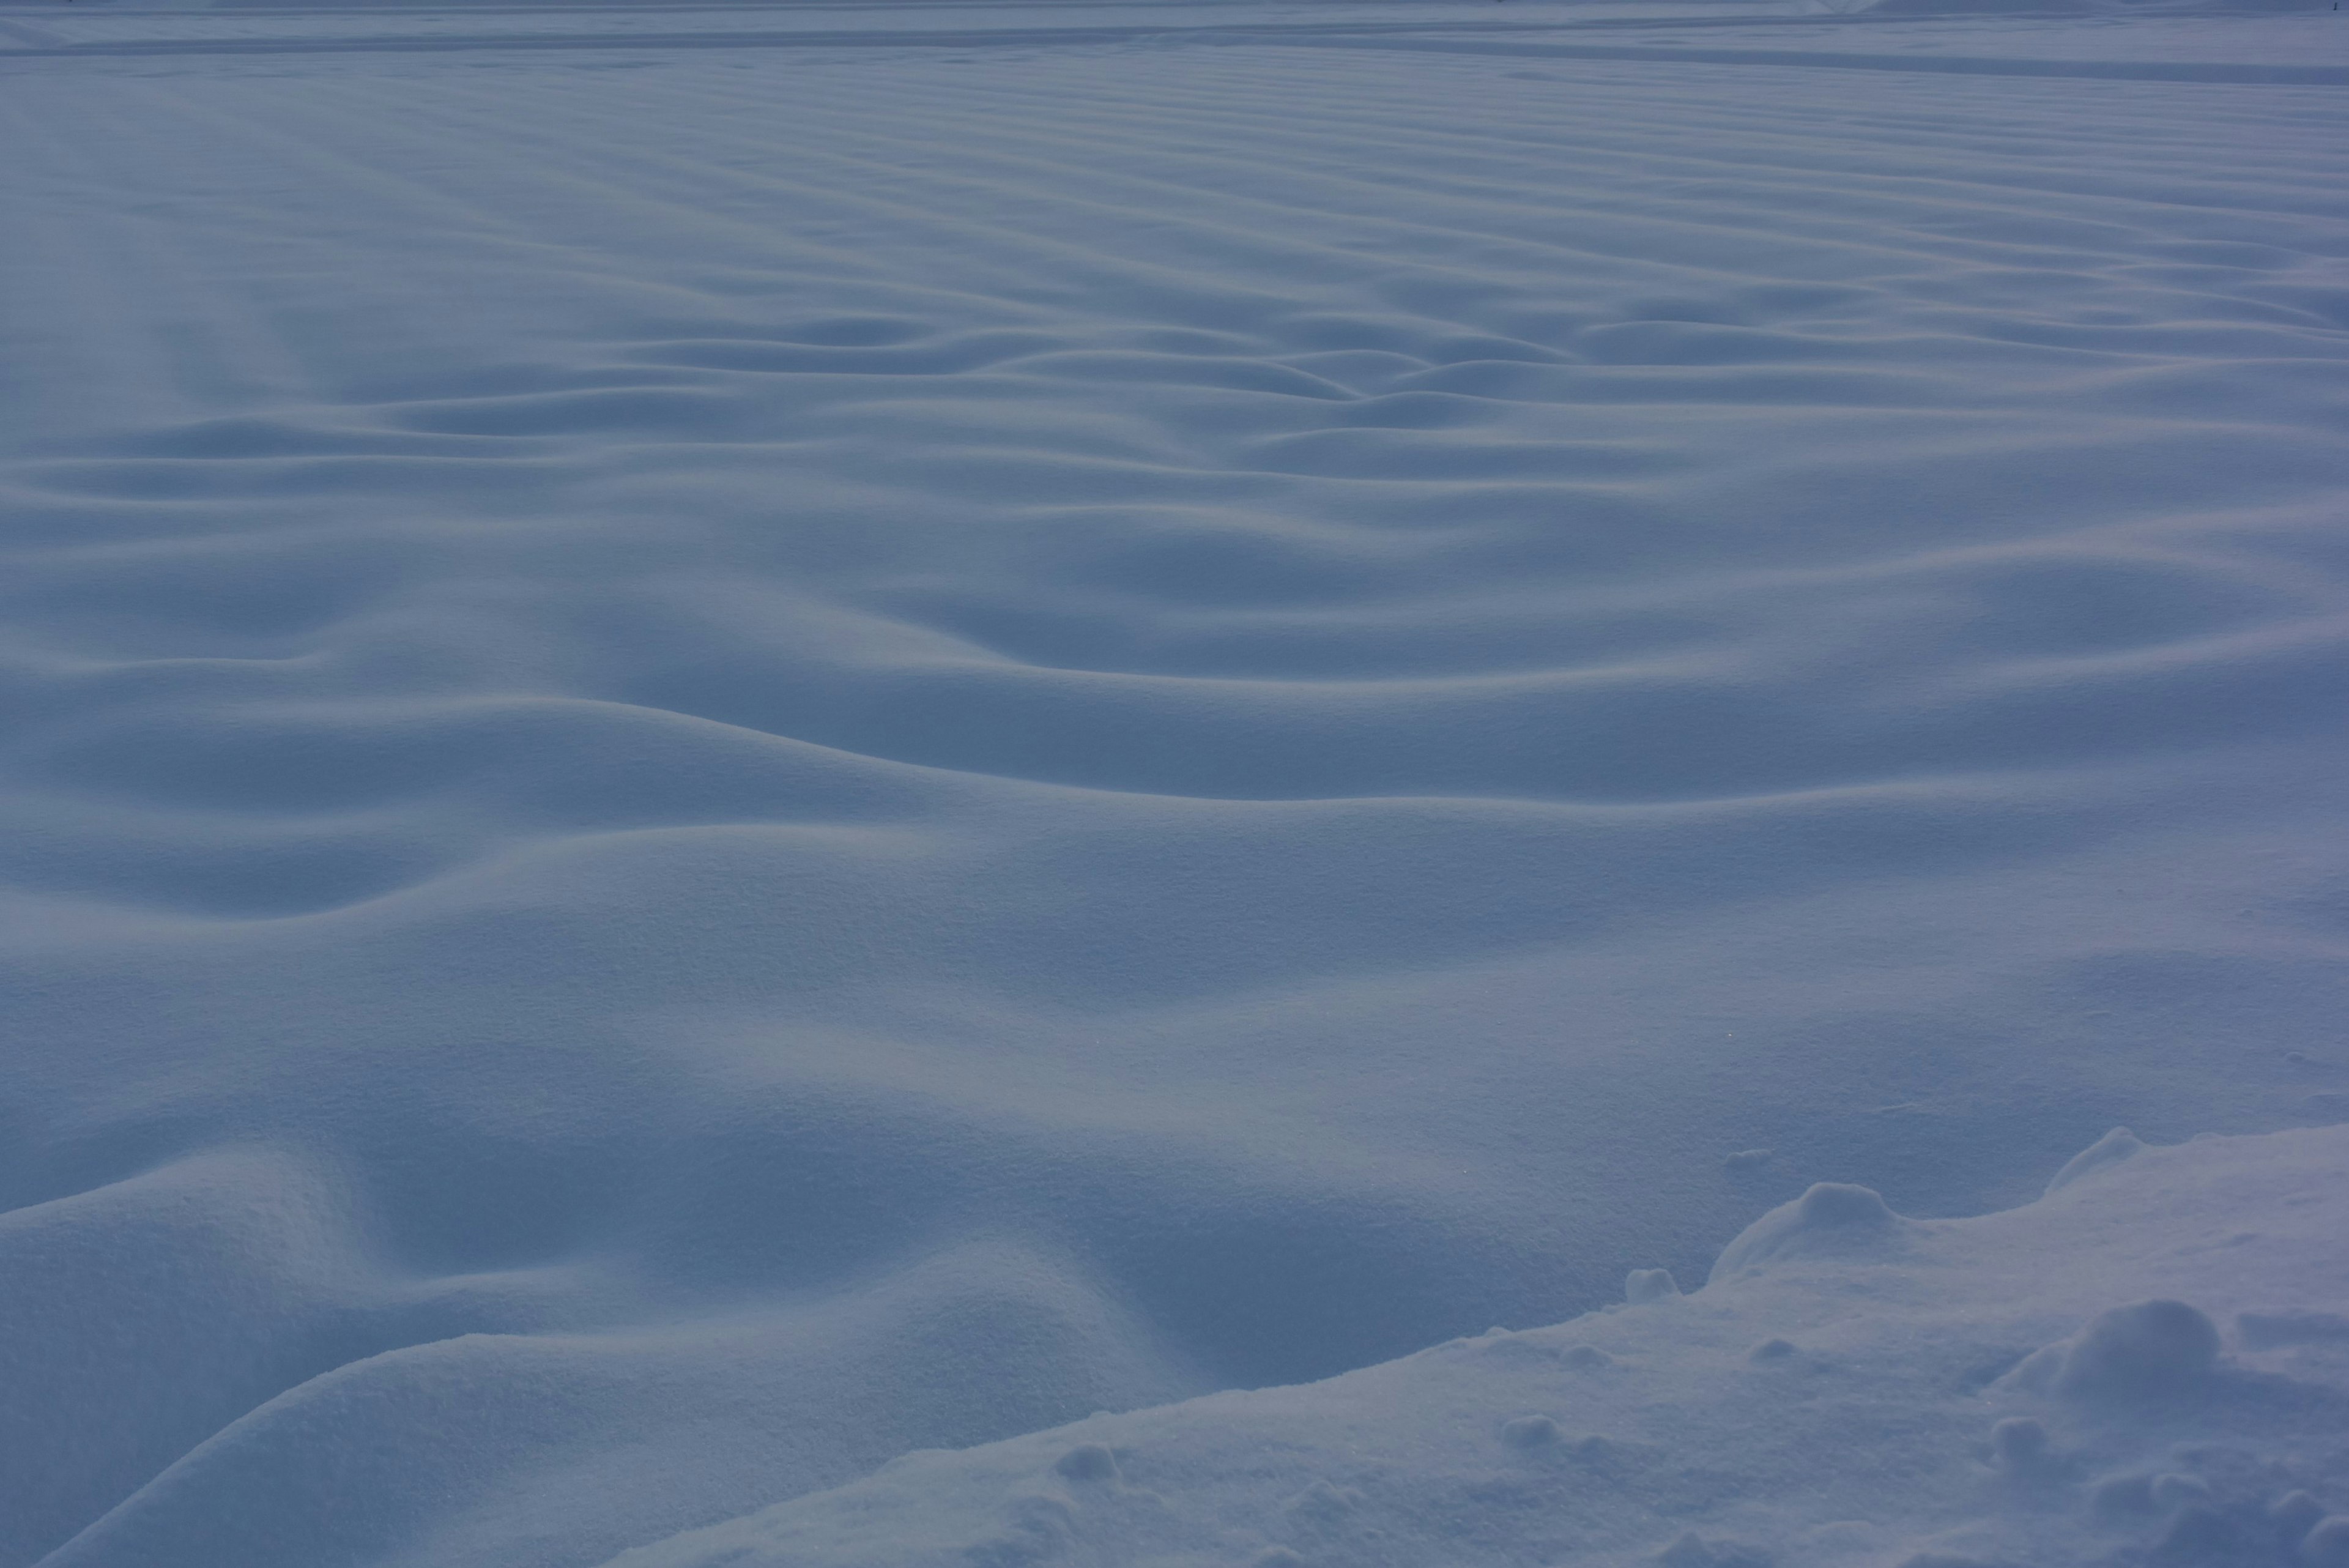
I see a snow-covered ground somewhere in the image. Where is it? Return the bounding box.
[606,1123,2349,1568]
[2,2,2345,1565]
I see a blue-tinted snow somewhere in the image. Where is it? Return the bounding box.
[2,2,2345,1564]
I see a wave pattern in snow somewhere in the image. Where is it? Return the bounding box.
[3,12,2348,1568]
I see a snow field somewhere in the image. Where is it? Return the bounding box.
[2,7,2347,1566]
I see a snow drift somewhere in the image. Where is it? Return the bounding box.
[2,2,2346,1565]
[599,1123,2349,1568]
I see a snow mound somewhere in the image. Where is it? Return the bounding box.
[1626,1268,1685,1304]
[603,1124,2349,1568]
[1707,1181,1918,1282]
[2044,1127,2147,1195]
[2003,1298,2224,1402]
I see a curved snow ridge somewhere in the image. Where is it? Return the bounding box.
[2,644,2227,928]
[0,746,2139,926]
[596,1123,2349,1568]
[32,1229,1213,1568]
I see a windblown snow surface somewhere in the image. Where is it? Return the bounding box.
[2,1,2347,1565]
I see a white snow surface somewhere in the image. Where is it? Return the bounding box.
[604,1123,2349,1568]
[3,2,2347,1566]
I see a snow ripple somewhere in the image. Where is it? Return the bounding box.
[3,16,2347,1568]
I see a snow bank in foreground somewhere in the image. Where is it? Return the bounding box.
[607,1124,2349,1568]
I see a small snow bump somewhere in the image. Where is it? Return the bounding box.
[1283,1479,1362,1525]
[1799,1182,1896,1227]
[1561,1344,1613,1369]
[1710,1182,1909,1281]
[2055,1299,2221,1400]
[1502,1414,1561,1449]
[2044,1127,2146,1195]
[1052,1443,1119,1484]
[1627,1268,1682,1304]
[1749,1337,1798,1363]
[1725,1148,1773,1172]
